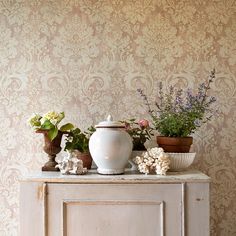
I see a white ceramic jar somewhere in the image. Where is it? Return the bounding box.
[89,115,133,175]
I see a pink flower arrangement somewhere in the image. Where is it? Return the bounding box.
[121,118,153,150]
[138,119,149,128]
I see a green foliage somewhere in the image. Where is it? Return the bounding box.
[48,126,58,141]
[41,120,54,130]
[60,123,74,132]
[153,112,202,137]
[64,126,95,153]
[28,111,74,141]
[138,70,217,137]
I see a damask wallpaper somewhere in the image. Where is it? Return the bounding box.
[0,0,235,235]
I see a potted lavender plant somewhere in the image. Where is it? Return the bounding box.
[138,70,217,153]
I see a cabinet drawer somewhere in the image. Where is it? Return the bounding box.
[47,183,183,236]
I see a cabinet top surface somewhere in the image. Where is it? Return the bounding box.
[21,169,210,183]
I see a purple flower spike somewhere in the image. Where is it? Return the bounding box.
[137,70,217,137]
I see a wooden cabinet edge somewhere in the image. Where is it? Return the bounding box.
[20,182,47,236]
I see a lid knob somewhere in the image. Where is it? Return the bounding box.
[95,114,125,128]
[107,115,113,122]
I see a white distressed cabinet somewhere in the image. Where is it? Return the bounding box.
[20,170,210,236]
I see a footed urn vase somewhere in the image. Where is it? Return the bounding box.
[36,130,65,171]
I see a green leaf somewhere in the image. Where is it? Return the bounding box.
[73,128,81,134]
[57,112,65,123]
[48,127,58,141]
[60,123,74,132]
[64,142,73,151]
[41,120,54,130]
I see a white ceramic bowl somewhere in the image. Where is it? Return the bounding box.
[168,152,196,171]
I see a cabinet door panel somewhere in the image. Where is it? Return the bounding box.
[47,184,183,236]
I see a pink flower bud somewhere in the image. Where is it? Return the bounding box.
[138,119,149,128]
[124,122,131,130]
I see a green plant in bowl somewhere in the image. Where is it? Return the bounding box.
[64,126,95,169]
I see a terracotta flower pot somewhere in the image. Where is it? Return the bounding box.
[36,130,65,171]
[71,150,93,169]
[156,136,193,153]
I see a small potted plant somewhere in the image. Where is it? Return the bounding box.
[121,118,153,169]
[122,118,153,150]
[138,70,217,153]
[64,126,95,169]
[28,111,74,171]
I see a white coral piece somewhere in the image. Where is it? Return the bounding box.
[155,154,171,175]
[133,147,170,175]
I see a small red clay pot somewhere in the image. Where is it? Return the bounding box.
[156,136,193,153]
[72,150,93,169]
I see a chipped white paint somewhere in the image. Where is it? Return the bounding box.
[21,169,210,183]
[20,170,210,236]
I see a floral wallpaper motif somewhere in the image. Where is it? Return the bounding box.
[0,0,235,235]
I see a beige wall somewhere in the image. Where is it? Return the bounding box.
[0,0,235,235]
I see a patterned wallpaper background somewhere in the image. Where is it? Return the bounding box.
[0,0,235,235]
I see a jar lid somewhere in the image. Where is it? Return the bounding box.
[95,115,125,128]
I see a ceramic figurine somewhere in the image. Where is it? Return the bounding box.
[56,152,88,175]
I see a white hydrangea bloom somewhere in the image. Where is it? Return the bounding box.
[50,118,58,125]
[40,117,47,125]
[28,113,42,128]
[44,111,65,124]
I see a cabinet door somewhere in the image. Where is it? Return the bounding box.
[47,183,183,236]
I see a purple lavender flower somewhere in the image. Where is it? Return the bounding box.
[169,85,174,94]
[210,96,216,103]
[194,119,201,127]
[175,97,181,105]
[175,89,183,105]
[137,70,217,137]
[187,88,193,99]
[185,103,192,110]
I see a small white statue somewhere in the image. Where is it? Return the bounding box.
[56,152,88,175]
